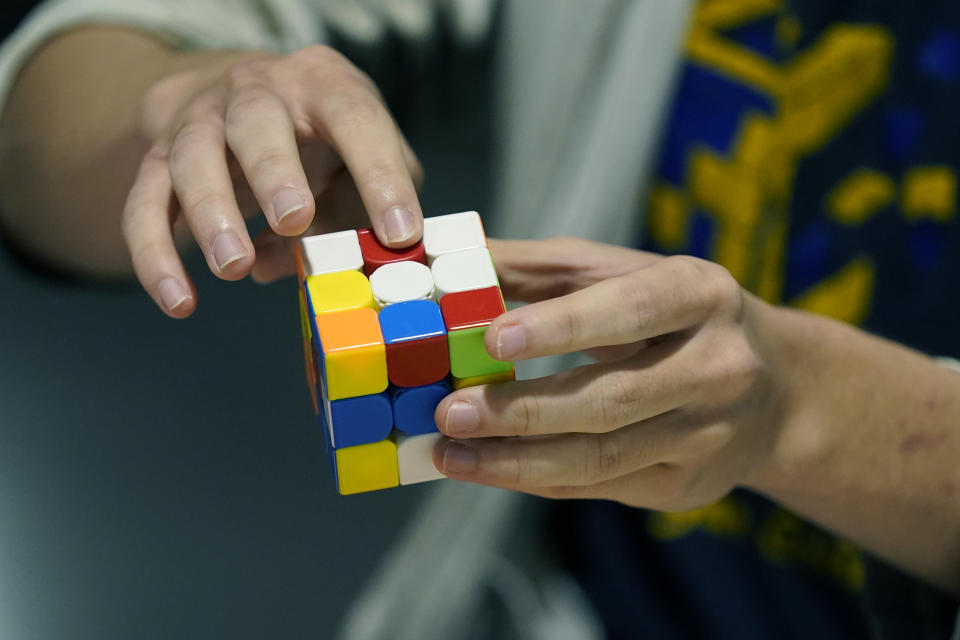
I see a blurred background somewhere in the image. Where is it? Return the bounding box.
[0,2,495,637]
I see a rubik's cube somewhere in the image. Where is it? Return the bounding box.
[295,211,515,495]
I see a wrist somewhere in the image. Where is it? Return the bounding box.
[740,303,836,496]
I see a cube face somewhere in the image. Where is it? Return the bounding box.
[296,212,513,494]
[422,211,486,264]
[369,261,435,308]
[439,286,506,331]
[397,433,445,485]
[431,248,499,300]
[392,381,450,435]
[316,309,388,400]
[325,391,393,448]
[315,307,384,352]
[300,230,364,275]
[307,271,375,315]
[379,300,446,344]
[334,440,399,495]
[448,326,514,378]
[357,228,427,275]
[386,336,449,387]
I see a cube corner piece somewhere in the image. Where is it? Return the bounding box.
[397,432,446,486]
[334,439,400,495]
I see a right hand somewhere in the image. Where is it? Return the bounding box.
[122,45,424,317]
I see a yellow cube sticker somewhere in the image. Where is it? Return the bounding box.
[335,440,399,495]
[306,271,375,315]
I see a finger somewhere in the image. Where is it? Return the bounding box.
[306,68,423,248]
[122,148,197,318]
[488,237,661,303]
[250,169,370,283]
[224,85,315,234]
[433,410,704,489]
[526,465,690,511]
[436,339,703,438]
[318,167,375,232]
[168,118,255,279]
[486,255,734,361]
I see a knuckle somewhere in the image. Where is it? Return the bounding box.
[592,372,636,428]
[554,306,584,353]
[224,85,275,128]
[617,274,653,329]
[169,121,222,160]
[664,255,743,321]
[509,450,535,488]
[142,145,169,164]
[710,331,764,400]
[509,395,543,436]
[580,435,624,485]
[247,149,294,184]
[321,90,383,132]
[704,263,743,319]
[663,254,708,280]
[127,238,166,267]
[180,188,227,218]
[357,159,405,189]
[296,44,347,67]
[223,60,268,89]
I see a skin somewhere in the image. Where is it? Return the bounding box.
[1,29,957,598]
[431,237,960,597]
[0,27,424,313]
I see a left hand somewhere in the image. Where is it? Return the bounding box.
[433,236,787,511]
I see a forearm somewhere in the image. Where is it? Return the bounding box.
[0,27,263,279]
[748,302,960,596]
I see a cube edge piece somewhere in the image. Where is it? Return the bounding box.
[315,307,389,401]
[430,247,499,300]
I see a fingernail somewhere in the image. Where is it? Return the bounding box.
[441,441,478,474]
[212,231,247,272]
[158,277,189,311]
[272,188,305,224]
[383,206,418,244]
[444,401,479,435]
[496,324,525,360]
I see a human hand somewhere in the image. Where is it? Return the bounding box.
[122,45,424,317]
[433,237,787,511]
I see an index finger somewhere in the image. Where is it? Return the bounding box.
[485,255,737,361]
[306,64,423,248]
[488,237,662,303]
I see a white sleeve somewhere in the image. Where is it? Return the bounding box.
[0,0,498,116]
[0,0,328,114]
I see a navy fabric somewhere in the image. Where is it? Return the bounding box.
[557,1,960,638]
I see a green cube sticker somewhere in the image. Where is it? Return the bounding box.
[448,326,514,378]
